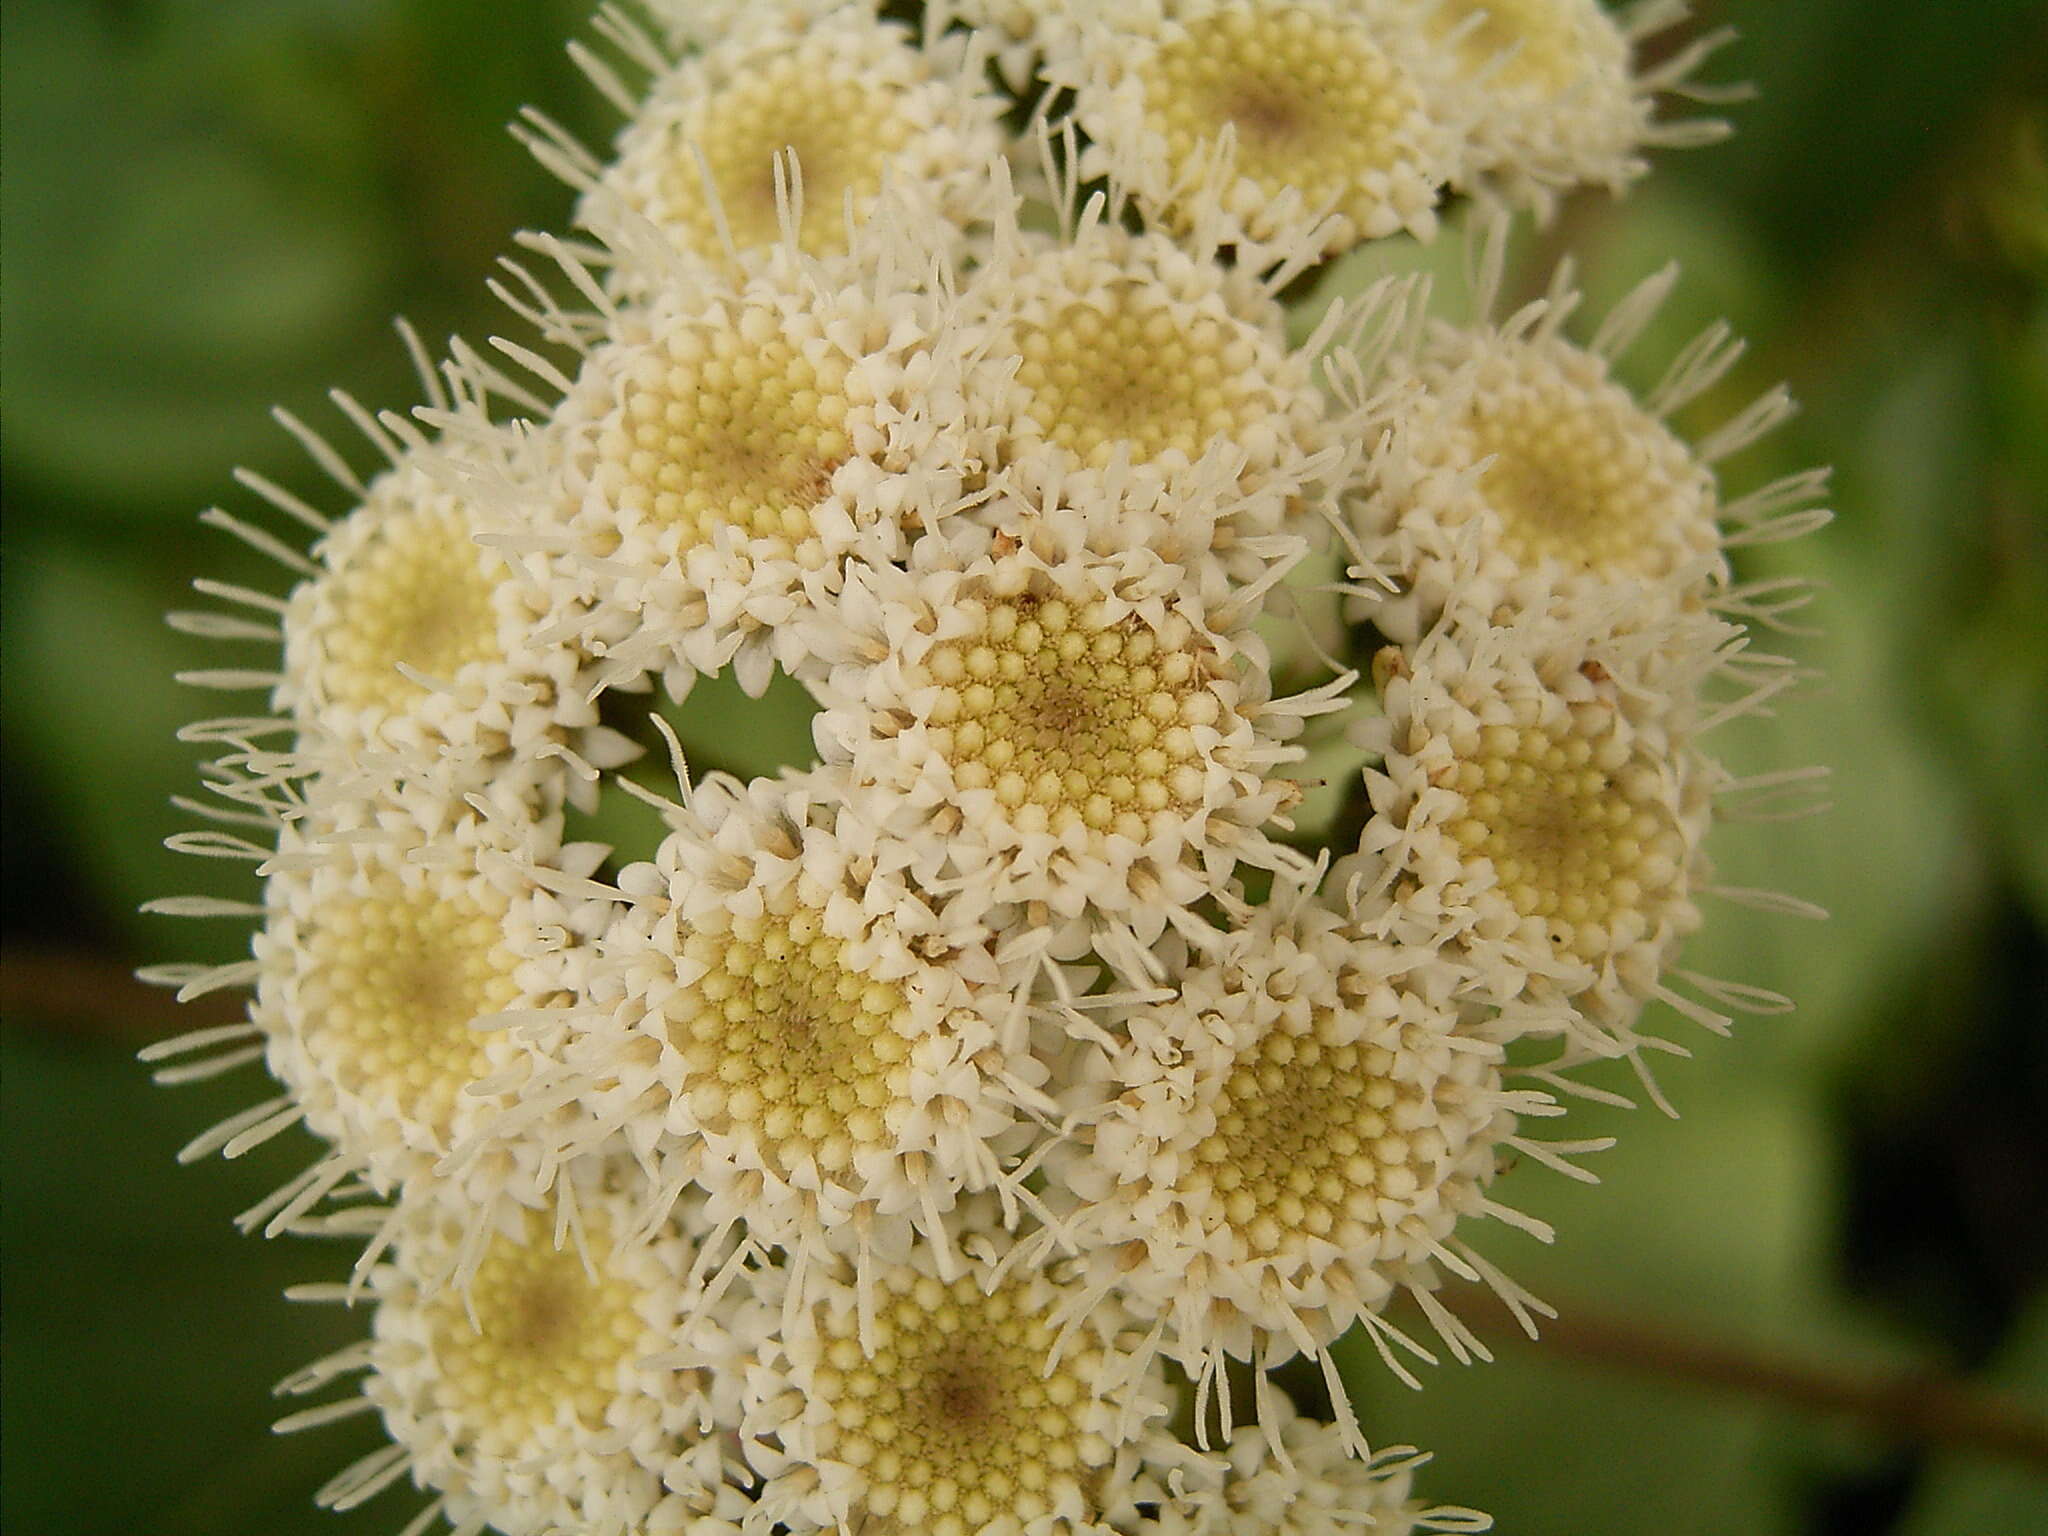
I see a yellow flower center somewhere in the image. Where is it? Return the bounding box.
[1010,284,1275,469]
[1188,1003,1474,1259]
[1432,0,1582,93]
[920,595,1231,841]
[1444,719,1689,961]
[671,896,913,1181]
[593,302,855,554]
[423,1212,646,1455]
[657,53,915,258]
[1465,357,1709,577]
[1140,6,1427,227]
[296,872,517,1138]
[319,503,501,715]
[811,1271,1107,1536]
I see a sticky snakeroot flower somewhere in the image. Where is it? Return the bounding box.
[220,778,611,1225]
[1053,0,1463,263]
[526,229,996,698]
[1051,888,1577,1420]
[526,770,1046,1278]
[1142,1401,1490,1535]
[814,515,1340,974]
[283,1167,750,1536]
[1348,605,1734,1067]
[752,1236,1183,1536]
[1428,0,1738,214]
[565,2,1006,282]
[1350,219,1829,638]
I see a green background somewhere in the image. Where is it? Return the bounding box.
[3,2,2044,1532]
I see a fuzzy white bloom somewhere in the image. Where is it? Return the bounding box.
[1049,0,1465,264]
[245,774,613,1212]
[811,508,1334,976]
[1345,600,1732,1061]
[505,769,1050,1284]
[288,1162,757,1535]
[1428,0,1738,216]
[524,226,1003,699]
[1047,885,1567,1402]
[1348,216,1827,640]
[578,3,1008,283]
[963,212,1347,556]
[1141,1400,1491,1534]
[746,1218,1193,1536]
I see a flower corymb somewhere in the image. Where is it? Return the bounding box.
[147,4,1823,1534]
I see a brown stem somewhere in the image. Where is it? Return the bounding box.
[1412,1285,2048,1470]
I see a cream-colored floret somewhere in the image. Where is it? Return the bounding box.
[1055,0,1462,262]
[345,1167,747,1535]
[755,1239,1179,1536]
[585,7,1006,279]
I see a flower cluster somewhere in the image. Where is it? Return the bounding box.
[148,3,1823,1534]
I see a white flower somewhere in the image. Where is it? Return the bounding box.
[1345,601,1730,1061]
[747,1218,1187,1536]
[1143,1400,1491,1534]
[529,230,1001,699]
[812,508,1329,976]
[1347,217,1826,639]
[962,214,1345,559]
[1429,0,1737,216]
[246,773,613,1211]
[514,769,1049,1282]
[579,3,1007,283]
[1047,887,1559,1396]
[287,1161,755,1536]
[1049,0,1465,264]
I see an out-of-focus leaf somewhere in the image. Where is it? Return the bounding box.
[1343,1081,1850,1536]
[1893,1289,2048,1535]
[0,1,395,512]
[1933,562,2048,924]
[0,1026,386,1536]
[0,530,265,961]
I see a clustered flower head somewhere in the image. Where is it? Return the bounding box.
[148,2,1826,1533]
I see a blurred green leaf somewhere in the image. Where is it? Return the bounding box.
[0,529,265,962]
[0,1026,386,1536]
[1894,1290,2048,1536]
